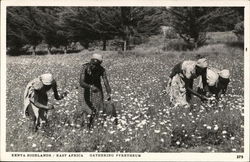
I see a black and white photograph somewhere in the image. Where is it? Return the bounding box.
[0,0,249,161]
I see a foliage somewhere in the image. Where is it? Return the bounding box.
[6,7,243,55]
[163,39,193,51]
[167,7,240,49]
[233,21,244,42]
[7,7,44,55]
[39,7,69,53]
[7,7,166,54]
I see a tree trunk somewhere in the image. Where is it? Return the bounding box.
[32,45,36,55]
[47,45,52,55]
[102,39,107,51]
[124,26,130,51]
[123,41,126,51]
[83,41,89,49]
[194,42,198,49]
[64,46,67,54]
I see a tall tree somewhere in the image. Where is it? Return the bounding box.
[94,7,121,50]
[7,7,27,55]
[167,7,235,48]
[132,7,165,43]
[60,7,99,49]
[231,7,244,41]
[7,7,44,55]
[120,7,165,50]
[38,7,69,54]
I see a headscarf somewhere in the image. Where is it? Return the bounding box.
[196,58,208,68]
[40,73,54,85]
[206,68,219,86]
[219,69,230,79]
[91,53,103,62]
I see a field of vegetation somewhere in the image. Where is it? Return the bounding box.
[6,32,244,152]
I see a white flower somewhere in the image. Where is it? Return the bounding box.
[10,144,14,147]
[154,129,160,133]
[27,136,33,140]
[160,138,164,142]
[162,132,167,135]
[218,104,223,108]
[150,124,155,128]
[222,130,227,134]
[135,120,140,123]
[176,141,180,145]
[47,144,52,147]
[109,130,116,134]
[207,126,212,130]
[117,124,123,129]
[32,143,37,148]
[125,138,130,142]
[120,128,126,132]
[232,148,236,152]
[214,125,219,131]
[230,137,235,140]
[159,122,165,125]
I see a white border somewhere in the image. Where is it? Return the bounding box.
[1,0,250,161]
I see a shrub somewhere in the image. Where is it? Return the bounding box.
[163,39,194,51]
[233,21,244,42]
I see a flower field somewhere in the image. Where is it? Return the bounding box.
[6,40,244,152]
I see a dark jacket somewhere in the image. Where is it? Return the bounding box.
[79,63,111,94]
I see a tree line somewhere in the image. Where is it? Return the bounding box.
[7,7,243,56]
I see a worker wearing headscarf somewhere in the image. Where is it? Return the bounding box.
[197,68,230,100]
[23,73,67,131]
[167,58,209,107]
[79,53,111,128]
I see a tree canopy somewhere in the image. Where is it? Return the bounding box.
[6,7,243,55]
[166,7,243,48]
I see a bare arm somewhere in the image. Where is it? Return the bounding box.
[217,78,230,99]
[201,71,209,92]
[102,70,111,95]
[30,99,53,110]
[29,91,53,109]
[52,81,63,100]
[169,62,182,79]
[80,64,92,89]
[186,87,209,100]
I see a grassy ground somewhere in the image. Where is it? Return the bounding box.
[6,32,244,152]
